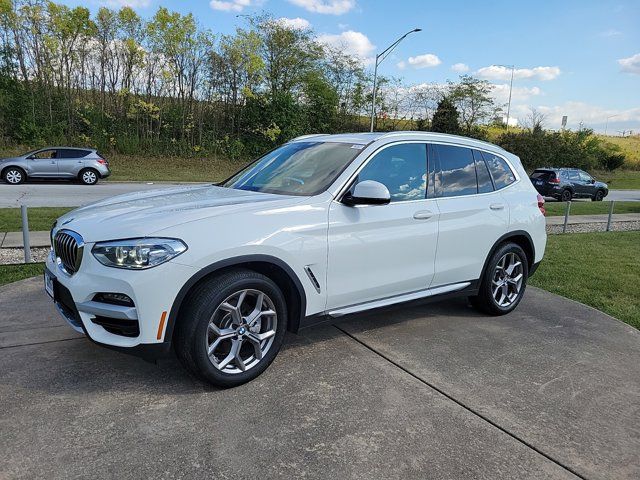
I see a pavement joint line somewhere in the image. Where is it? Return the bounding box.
[0,336,84,350]
[333,324,587,480]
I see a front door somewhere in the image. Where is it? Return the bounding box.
[326,142,439,310]
[28,149,59,177]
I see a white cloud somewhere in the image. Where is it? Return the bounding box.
[317,30,375,65]
[209,0,257,12]
[476,65,561,81]
[618,53,640,74]
[491,84,542,104]
[275,17,311,30]
[599,29,622,37]
[287,0,355,15]
[102,0,151,7]
[451,63,469,73]
[397,53,441,70]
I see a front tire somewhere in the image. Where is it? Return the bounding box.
[79,168,99,185]
[174,269,287,387]
[470,242,529,315]
[3,167,26,185]
[592,190,604,201]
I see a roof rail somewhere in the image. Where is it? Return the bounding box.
[377,130,507,151]
[289,134,326,142]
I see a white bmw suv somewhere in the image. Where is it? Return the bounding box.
[45,132,546,387]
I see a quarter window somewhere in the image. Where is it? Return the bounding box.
[355,143,427,202]
[434,144,478,197]
[482,152,516,189]
[473,150,494,193]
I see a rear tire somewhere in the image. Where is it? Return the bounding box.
[79,168,99,185]
[470,242,529,316]
[560,189,572,202]
[174,269,287,388]
[3,167,26,185]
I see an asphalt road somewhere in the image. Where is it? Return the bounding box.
[1,277,638,479]
[0,181,639,207]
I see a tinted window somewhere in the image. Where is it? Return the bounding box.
[482,152,515,189]
[566,170,580,182]
[578,171,592,182]
[473,150,494,193]
[356,143,427,202]
[223,141,361,196]
[59,149,91,159]
[531,170,554,180]
[435,144,477,197]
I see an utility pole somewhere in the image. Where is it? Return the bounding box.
[370,28,422,132]
[505,65,514,131]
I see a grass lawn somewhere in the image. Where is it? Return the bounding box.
[544,200,640,216]
[599,135,640,169]
[0,207,74,232]
[591,169,640,190]
[530,231,640,329]
[0,262,44,287]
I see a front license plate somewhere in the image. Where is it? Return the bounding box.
[44,271,54,299]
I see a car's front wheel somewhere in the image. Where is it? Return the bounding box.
[3,167,26,185]
[174,269,287,387]
[79,168,99,185]
[470,242,529,315]
[592,190,605,201]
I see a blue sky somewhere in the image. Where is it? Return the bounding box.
[68,0,639,133]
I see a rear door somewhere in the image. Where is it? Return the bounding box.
[56,149,90,177]
[431,145,509,287]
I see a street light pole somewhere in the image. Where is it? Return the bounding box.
[369,28,421,132]
[505,64,514,131]
[604,115,618,136]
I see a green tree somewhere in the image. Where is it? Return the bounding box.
[431,96,460,134]
[449,75,497,133]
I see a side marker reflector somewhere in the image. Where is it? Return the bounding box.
[157,311,167,340]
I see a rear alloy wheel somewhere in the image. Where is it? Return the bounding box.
[3,167,25,185]
[174,269,287,387]
[470,242,529,315]
[79,168,99,185]
[560,189,572,202]
[592,190,604,201]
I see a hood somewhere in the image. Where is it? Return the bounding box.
[595,181,608,189]
[55,185,304,242]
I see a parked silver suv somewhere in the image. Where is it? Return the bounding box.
[1,147,111,185]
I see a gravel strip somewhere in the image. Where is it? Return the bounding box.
[0,248,50,265]
[547,220,640,235]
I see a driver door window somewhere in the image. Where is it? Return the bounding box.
[354,143,427,202]
[32,149,58,160]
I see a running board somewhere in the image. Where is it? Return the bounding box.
[327,282,471,318]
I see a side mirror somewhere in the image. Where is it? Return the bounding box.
[343,180,391,206]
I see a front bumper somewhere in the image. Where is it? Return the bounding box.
[46,248,196,359]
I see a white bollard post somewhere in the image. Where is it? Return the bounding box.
[606,201,615,232]
[562,201,571,234]
[21,205,31,263]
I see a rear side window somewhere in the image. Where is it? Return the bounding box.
[482,152,516,189]
[473,150,494,193]
[531,170,554,181]
[58,149,91,159]
[434,144,477,197]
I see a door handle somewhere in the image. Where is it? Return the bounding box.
[490,203,505,210]
[413,210,434,220]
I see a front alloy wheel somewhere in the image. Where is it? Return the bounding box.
[206,289,277,373]
[175,269,287,387]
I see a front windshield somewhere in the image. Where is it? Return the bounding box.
[222,141,363,196]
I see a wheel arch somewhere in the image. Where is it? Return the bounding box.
[479,230,535,282]
[1,164,26,179]
[166,255,307,344]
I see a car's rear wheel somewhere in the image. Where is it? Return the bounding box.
[560,189,572,202]
[3,167,26,185]
[470,242,529,315]
[79,168,99,185]
[174,269,287,387]
[592,190,605,201]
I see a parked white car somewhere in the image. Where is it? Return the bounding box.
[45,132,546,387]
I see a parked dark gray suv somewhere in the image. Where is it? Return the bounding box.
[530,167,608,201]
[0,147,110,185]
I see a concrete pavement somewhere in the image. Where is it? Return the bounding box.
[1,277,639,479]
[0,181,207,207]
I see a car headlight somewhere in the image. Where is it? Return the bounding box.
[92,238,187,269]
